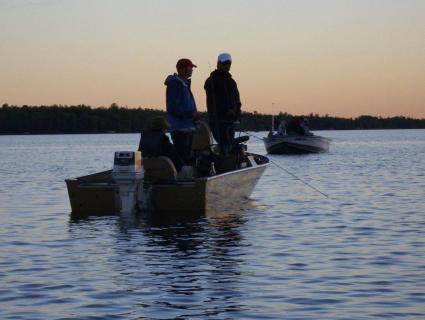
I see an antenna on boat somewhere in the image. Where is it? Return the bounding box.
[271,102,275,133]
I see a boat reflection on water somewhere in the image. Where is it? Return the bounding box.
[69,198,259,228]
[67,200,261,317]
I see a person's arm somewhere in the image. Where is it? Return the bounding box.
[204,78,213,119]
[166,81,192,118]
[166,81,182,118]
[204,78,211,95]
[205,77,220,121]
[233,80,242,118]
[138,132,143,151]
[207,77,229,119]
[167,81,196,119]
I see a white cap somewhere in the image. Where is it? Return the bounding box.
[217,53,232,63]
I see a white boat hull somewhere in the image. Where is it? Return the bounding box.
[263,135,331,154]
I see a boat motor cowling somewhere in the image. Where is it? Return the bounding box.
[112,151,144,214]
[112,151,143,180]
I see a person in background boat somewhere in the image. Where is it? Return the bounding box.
[269,118,285,137]
[301,118,313,136]
[287,116,312,136]
[138,117,183,172]
[164,58,202,164]
[204,53,242,155]
[277,119,286,136]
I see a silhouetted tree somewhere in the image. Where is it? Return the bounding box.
[0,104,424,134]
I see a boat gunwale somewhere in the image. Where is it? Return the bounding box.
[65,154,269,186]
[148,162,269,186]
[65,169,114,182]
[198,161,268,182]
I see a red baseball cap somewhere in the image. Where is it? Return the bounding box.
[176,58,197,69]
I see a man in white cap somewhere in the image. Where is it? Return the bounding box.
[204,53,242,155]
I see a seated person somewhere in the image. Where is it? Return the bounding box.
[300,118,313,136]
[138,117,183,172]
[287,117,305,135]
[277,119,286,136]
[273,118,280,132]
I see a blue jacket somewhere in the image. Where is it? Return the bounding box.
[164,74,197,132]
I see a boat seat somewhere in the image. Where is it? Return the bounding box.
[143,156,177,184]
[191,121,216,155]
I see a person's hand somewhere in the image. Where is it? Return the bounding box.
[192,111,202,120]
[226,109,235,117]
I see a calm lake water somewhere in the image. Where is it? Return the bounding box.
[0,129,424,320]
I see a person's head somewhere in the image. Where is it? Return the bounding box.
[150,116,169,133]
[176,58,196,80]
[217,53,232,72]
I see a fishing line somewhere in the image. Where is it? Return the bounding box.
[240,130,330,198]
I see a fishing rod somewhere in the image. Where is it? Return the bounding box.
[271,102,275,133]
[240,130,330,199]
[207,61,222,151]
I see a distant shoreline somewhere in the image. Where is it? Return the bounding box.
[2,128,425,137]
[1,104,424,134]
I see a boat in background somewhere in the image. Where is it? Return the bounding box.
[263,133,331,154]
[66,122,269,217]
[263,115,331,154]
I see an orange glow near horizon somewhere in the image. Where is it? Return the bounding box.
[1,1,424,118]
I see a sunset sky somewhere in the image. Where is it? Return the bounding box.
[1,0,424,118]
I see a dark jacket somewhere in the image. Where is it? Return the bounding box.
[138,130,183,171]
[164,74,197,132]
[204,69,241,122]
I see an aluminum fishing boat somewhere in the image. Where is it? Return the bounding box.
[66,122,269,217]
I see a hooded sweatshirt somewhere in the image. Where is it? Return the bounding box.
[164,74,197,132]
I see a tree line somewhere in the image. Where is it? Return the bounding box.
[1,103,424,135]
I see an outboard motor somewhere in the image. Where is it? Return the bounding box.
[112,151,144,214]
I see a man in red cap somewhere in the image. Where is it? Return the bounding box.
[164,58,201,163]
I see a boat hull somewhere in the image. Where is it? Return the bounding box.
[263,135,330,154]
[150,163,267,215]
[65,170,121,215]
